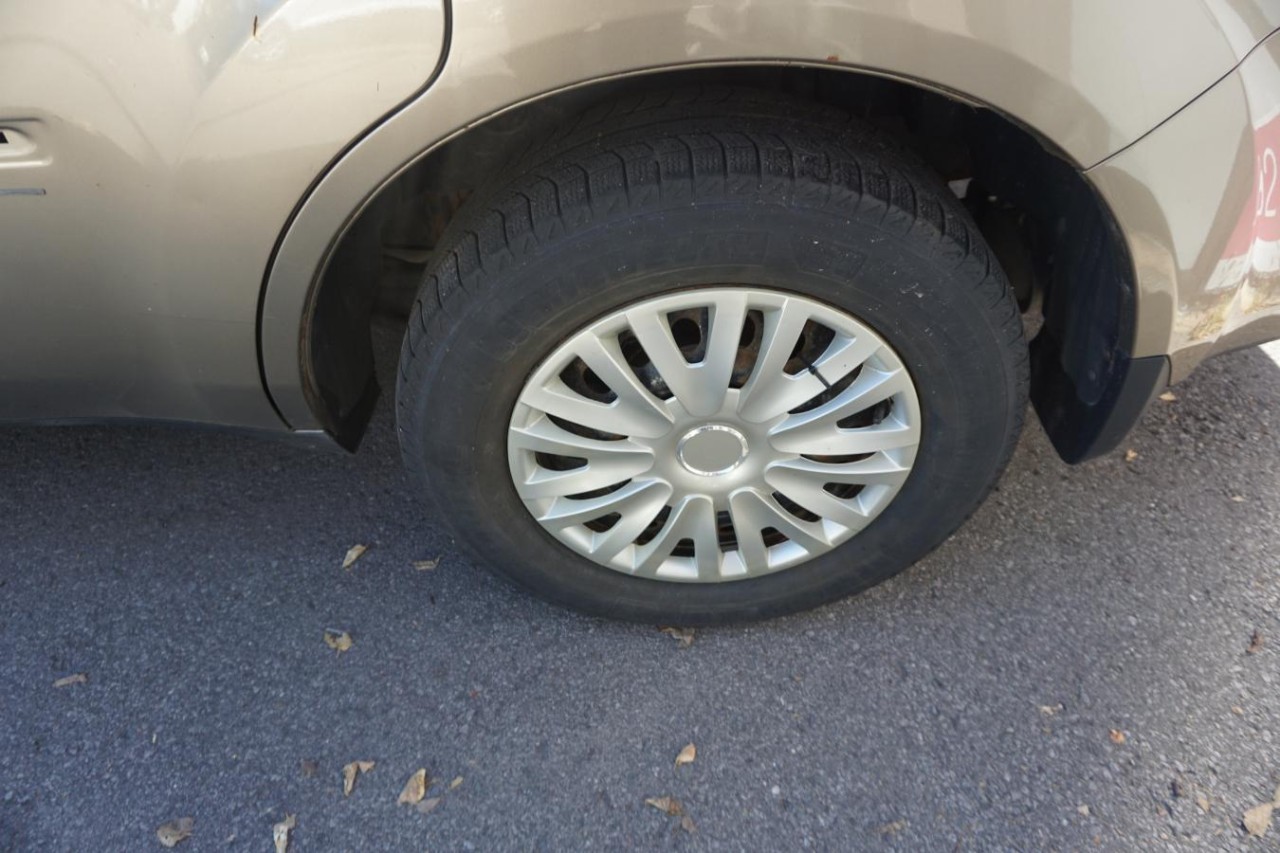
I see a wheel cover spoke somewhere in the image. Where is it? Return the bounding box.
[625,290,747,417]
[737,297,820,422]
[508,287,922,583]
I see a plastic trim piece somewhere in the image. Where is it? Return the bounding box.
[1031,335,1169,464]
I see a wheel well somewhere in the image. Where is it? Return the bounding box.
[307,64,1141,460]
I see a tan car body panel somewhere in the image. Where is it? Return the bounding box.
[1090,31,1280,379]
[0,0,445,426]
[1,0,1279,432]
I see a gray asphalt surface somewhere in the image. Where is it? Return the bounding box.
[2,328,1278,851]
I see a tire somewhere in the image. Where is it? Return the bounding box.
[397,88,1028,624]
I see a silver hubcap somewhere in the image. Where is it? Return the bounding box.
[507,287,922,583]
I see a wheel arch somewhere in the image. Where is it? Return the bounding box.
[262,53,1172,459]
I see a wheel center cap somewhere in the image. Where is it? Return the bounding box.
[676,424,748,476]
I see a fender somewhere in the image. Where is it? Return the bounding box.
[0,0,445,425]
[260,0,1257,431]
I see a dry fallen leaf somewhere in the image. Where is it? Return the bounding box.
[1108,729,1127,745]
[1244,802,1273,838]
[449,776,463,791]
[1124,449,1138,463]
[342,761,375,797]
[53,673,87,688]
[680,815,697,834]
[1247,630,1264,655]
[323,629,353,654]
[342,544,368,570]
[1158,391,1177,402]
[1076,804,1091,817]
[1038,704,1063,717]
[413,558,440,571]
[398,769,428,805]
[675,743,696,768]
[1196,795,1211,813]
[415,797,442,815]
[644,796,684,816]
[156,817,194,848]
[272,814,295,853]
[659,627,695,648]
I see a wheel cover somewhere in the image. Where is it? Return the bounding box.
[506,287,922,583]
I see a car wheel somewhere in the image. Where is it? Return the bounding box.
[397,90,1028,623]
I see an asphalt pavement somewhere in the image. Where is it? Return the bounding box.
[1,329,1278,851]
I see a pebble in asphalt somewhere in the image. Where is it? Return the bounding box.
[0,330,1277,851]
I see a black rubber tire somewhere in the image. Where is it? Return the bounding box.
[397,88,1028,624]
